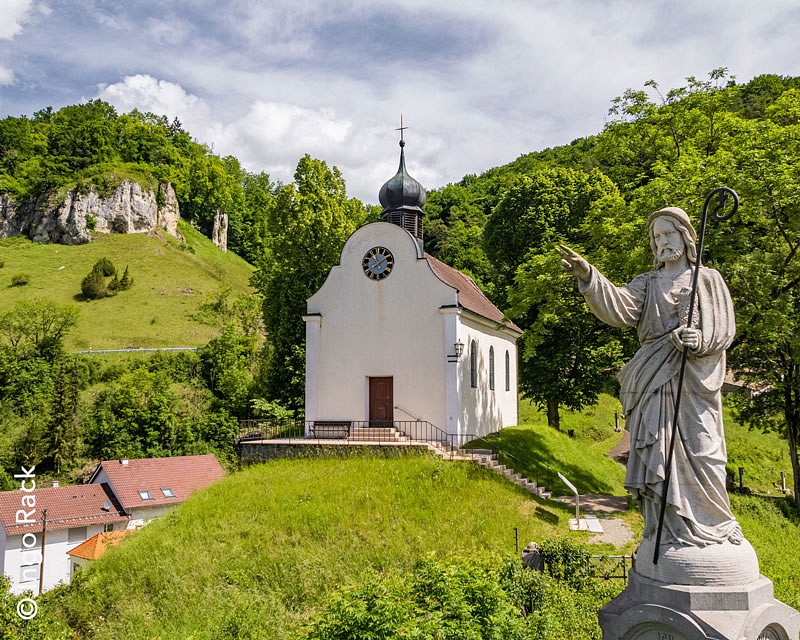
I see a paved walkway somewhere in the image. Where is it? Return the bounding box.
[606,430,631,463]
[553,493,631,513]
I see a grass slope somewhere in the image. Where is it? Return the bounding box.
[0,221,254,350]
[41,401,800,639]
[472,394,628,498]
[46,454,592,640]
[512,393,794,496]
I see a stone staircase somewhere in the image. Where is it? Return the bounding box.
[347,426,410,443]
[469,449,552,499]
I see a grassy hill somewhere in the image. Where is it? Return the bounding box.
[43,454,606,640]
[31,391,800,639]
[0,221,254,350]
[39,452,800,639]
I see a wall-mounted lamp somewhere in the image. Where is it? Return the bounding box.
[447,339,464,363]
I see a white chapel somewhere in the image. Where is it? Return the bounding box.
[303,138,522,442]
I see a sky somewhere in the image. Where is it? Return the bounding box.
[1,1,799,204]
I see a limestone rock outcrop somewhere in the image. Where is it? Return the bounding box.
[212,209,228,252]
[0,181,184,245]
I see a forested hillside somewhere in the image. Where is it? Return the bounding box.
[423,70,800,505]
[0,100,274,263]
[0,101,371,484]
[1,70,799,506]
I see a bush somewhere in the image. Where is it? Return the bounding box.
[119,265,132,290]
[306,556,525,640]
[80,259,130,299]
[94,257,116,277]
[10,273,30,286]
[81,268,108,300]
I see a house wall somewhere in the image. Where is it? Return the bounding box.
[0,526,5,578]
[126,505,174,528]
[5,524,106,594]
[306,223,458,431]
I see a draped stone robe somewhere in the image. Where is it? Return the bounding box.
[580,265,739,546]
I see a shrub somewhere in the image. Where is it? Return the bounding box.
[10,273,30,286]
[80,259,129,299]
[94,257,116,277]
[80,268,108,300]
[119,265,132,290]
[85,213,97,231]
[306,556,525,640]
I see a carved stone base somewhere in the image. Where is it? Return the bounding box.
[599,571,800,640]
[634,536,760,586]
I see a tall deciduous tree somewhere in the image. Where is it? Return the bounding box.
[252,155,364,410]
[0,298,78,359]
[486,167,627,428]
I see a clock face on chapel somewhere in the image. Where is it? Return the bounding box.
[362,246,394,280]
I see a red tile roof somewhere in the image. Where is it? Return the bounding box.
[67,529,135,560]
[90,454,225,510]
[0,483,128,536]
[425,254,523,333]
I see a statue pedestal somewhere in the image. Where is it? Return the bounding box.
[599,570,800,640]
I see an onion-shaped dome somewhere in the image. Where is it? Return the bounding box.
[379,140,426,241]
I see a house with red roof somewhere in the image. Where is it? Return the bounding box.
[304,140,522,440]
[0,454,224,593]
[0,482,127,594]
[89,454,226,528]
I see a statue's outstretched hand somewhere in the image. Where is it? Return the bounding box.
[556,244,591,283]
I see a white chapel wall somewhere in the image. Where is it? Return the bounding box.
[306,223,458,431]
[456,314,519,438]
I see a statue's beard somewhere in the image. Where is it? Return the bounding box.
[659,246,684,263]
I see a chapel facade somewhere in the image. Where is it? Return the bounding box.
[303,138,521,441]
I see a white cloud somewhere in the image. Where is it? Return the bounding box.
[97,74,216,134]
[43,2,800,201]
[0,0,35,39]
[95,75,428,201]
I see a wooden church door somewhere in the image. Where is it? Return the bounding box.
[368,377,393,426]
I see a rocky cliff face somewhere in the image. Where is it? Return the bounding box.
[0,181,184,245]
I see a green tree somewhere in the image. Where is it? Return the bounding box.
[598,75,800,507]
[252,155,364,409]
[424,182,494,293]
[0,299,78,359]
[80,267,108,299]
[45,359,81,474]
[487,167,626,428]
[199,325,259,417]
[85,369,183,459]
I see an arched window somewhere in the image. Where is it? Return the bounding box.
[470,340,478,388]
[489,346,495,391]
[505,350,511,391]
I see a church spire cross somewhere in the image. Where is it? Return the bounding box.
[395,115,408,147]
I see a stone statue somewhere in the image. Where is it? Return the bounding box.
[559,207,746,558]
[572,206,800,640]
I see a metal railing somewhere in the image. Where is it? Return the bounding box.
[234,418,500,459]
[587,555,632,581]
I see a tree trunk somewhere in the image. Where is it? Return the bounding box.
[787,405,800,512]
[546,398,560,430]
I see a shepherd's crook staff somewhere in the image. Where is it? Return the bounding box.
[652,187,739,565]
